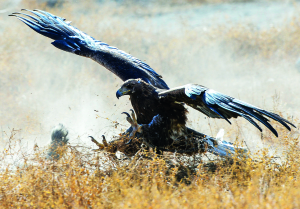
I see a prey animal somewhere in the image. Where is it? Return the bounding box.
[116,79,295,152]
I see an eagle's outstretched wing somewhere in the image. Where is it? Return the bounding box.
[158,84,296,137]
[10,9,169,89]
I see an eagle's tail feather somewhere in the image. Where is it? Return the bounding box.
[186,127,248,158]
[207,138,248,158]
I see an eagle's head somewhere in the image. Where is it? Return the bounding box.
[116,79,148,99]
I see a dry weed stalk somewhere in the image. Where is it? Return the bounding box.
[0,118,299,208]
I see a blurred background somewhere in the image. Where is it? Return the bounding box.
[0,0,300,152]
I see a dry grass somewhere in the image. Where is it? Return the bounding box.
[1,0,300,208]
[0,121,299,208]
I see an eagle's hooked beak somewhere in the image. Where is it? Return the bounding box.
[116,88,131,99]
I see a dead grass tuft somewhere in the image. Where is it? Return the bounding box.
[0,122,300,208]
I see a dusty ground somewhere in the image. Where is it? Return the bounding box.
[0,0,299,154]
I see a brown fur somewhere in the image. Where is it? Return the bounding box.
[92,135,142,157]
[107,136,142,157]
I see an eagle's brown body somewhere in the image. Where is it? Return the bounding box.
[128,81,188,148]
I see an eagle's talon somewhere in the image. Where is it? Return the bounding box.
[122,109,142,140]
[122,112,130,117]
[130,109,137,122]
[102,135,108,146]
[122,112,134,125]
[89,136,105,150]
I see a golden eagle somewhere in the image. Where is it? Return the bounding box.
[116,79,295,152]
[10,10,295,157]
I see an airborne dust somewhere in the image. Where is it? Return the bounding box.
[0,0,299,154]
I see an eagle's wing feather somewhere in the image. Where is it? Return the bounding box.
[158,84,296,137]
[10,9,169,89]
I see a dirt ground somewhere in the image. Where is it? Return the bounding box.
[0,0,299,154]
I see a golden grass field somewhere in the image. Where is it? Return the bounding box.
[1,0,300,208]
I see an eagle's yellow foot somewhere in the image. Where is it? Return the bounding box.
[89,135,108,151]
[122,109,142,144]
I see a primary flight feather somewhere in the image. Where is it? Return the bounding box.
[10,9,169,89]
